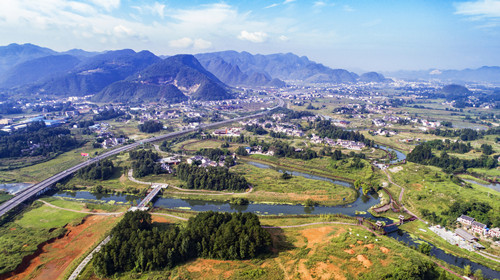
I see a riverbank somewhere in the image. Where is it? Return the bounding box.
[399,221,500,272]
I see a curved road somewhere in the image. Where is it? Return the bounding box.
[0,97,284,218]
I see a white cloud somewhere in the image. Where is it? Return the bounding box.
[133,2,166,18]
[283,0,296,4]
[279,35,289,41]
[265,3,279,9]
[238,30,268,43]
[168,37,212,49]
[193,39,212,49]
[313,1,327,8]
[113,25,134,37]
[455,0,500,18]
[87,0,120,11]
[169,37,193,48]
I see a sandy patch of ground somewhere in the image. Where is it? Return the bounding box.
[357,240,363,245]
[344,249,355,255]
[301,226,342,250]
[298,260,313,280]
[364,244,375,249]
[355,255,372,268]
[380,247,390,254]
[185,259,236,278]
[349,244,355,248]
[389,166,403,173]
[9,215,117,280]
[412,183,423,191]
[151,215,175,224]
[314,262,346,280]
[119,174,128,183]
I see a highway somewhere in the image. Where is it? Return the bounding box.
[0,97,284,218]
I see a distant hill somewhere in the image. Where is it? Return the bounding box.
[94,54,232,102]
[32,49,160,96]
[387,66,500,84]
[0,55,81,88]
[195,54,285,87]
[96,82,187,103]
[195,51,363,84]
[0,43,56,76]
[359,72,392,83]
[441,84,471,101]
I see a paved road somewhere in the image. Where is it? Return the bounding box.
[0,98,284,219]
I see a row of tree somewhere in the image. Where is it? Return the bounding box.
[427,127,500,141]
[424,139,472,153]
[0,121,80,159]
[129,150,163,178]
[176,163,248,191]
[407,144,497,173]
[93,108,124,121]
[138,120,163,133]
[315,120,374,147]
[93,211,271,276]
[76,159,114,180]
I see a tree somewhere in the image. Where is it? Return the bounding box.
[236,146,248,156]
[463,265,471,276]
[138,120,163,133]
[473,269,483,280]
[418,243,432,256]
[281,171,293,180]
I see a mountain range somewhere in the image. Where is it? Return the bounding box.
[9,43,493,103]
[386,66,500,84]
[195,51,385,84]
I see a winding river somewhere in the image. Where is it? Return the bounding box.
[52,158,499,278]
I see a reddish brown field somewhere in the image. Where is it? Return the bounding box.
[10,215,119,280]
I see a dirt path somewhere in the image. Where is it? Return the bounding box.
[262,221,357,229]
[382,169,423,221]
[150,212,188,221]
[38,200,124,215]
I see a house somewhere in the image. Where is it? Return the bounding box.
[471,221,487,235]
[489,227,500,238]
[457,214,475,226]
[455,228,478,242]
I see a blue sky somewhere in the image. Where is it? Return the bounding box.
[0,0,499,71]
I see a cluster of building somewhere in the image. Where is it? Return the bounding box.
[158,156,181,173]
[240,118,305,137]
[212,127,242,137]
[186,155,233,168]
[457,214,500,238]
[310,135,366,150]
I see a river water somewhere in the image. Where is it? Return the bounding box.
[52,159,499,278]
[463,179,500,193]
[0,183,33,194]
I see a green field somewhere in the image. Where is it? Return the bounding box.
[389,162,500,219]
[0,202,87,274]
[0,141,100,183]
[232,162,357,206]
[77,215,461,280]
[245,154,376,183]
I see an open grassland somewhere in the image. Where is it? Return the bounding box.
[0,141,101,183]
[78,217,461,280]
[399,221,500,271]
[245,154,375,183]
[0,202,88,275]
[390,163,500,217]
[0,192,13,204]
[232,162,357,206]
